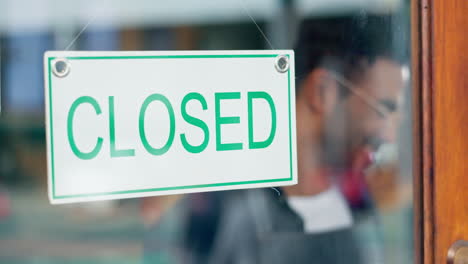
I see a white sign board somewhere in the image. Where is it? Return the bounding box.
[44,50,297,204]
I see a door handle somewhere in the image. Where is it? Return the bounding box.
[448,240,468,264]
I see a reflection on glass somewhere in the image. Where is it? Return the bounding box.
[0,1,412,263]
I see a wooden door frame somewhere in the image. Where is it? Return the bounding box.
[412,0,433,263]
[413,0,468,263]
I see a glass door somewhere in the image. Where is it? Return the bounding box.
[0,1,415,263]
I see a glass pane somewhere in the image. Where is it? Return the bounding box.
[0,0,413,263]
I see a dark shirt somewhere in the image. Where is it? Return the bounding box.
[208,188,363,264]
[143,188,362,264]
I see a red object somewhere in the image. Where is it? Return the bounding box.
[339,149,374,207]
[0,191,11,219]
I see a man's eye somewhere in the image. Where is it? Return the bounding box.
[379,99,397,113]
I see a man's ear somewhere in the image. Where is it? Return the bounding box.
[299,68,339,114]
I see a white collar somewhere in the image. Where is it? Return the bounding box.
[287,186,353,234]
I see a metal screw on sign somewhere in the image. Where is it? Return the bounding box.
[275,55,289,73]
[52,58,71,78]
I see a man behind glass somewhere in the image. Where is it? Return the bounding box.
[207,15,405,264]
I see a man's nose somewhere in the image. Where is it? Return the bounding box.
[377,114,400,143]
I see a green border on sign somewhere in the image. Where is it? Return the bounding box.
[48,54,294,199]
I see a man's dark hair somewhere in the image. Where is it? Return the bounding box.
[294,14,404,95]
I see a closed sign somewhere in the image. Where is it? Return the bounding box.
[44,50,297,204]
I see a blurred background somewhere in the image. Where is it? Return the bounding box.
[0,0,412,263]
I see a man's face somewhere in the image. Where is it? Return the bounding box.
[324,58,404,168]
